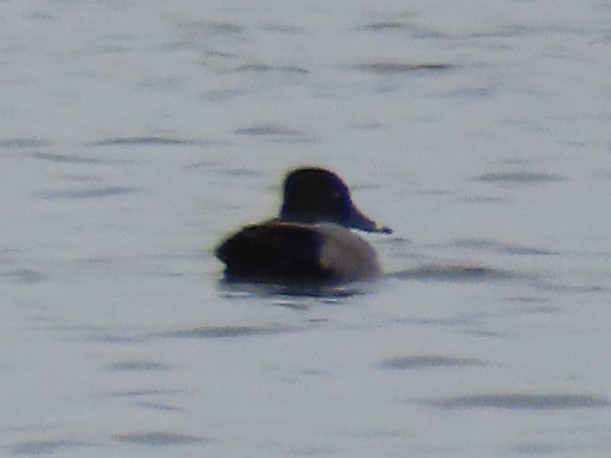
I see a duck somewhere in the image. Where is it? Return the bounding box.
[215,167,392,284]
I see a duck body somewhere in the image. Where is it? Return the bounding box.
[215,167,391,285]
[216,221,381,283]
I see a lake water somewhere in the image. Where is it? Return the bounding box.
[2,1,611,456]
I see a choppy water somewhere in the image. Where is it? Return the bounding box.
[2,1,611,457]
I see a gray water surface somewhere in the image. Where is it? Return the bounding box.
[2,1,611,457]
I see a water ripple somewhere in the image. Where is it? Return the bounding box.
[352,62,454,75]
[477,171,566,184]
[190,21,243,35]
[39,186,135,199]
[113,432,204,446]
[104,360,169,372]
[10,439,90,455]
[453,239,558,256]
[233,64,309,74]
[512,443,561,454]
[157,325,292,339]
[90,136,202,146]
[133,401,186,413]
[234,124,315,143]
[390,265,519,282]
[382,355,486,370]
[0,137,47,149]
[108,389,178,398]
[29,152,101,164]
[234,124,303,136]
[356,22,410,32]
[1,268,46,284]
[218,280,372,300]
[426,393,608,410]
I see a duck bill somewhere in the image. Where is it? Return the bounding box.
[349,205,392,234]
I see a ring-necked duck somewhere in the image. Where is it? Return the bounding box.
[216,167,391,284]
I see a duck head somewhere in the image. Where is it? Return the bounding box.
[280,167,392,234]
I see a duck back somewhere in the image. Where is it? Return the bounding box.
[216,222,333,283]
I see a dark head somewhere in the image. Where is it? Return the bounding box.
[280,167,392,233]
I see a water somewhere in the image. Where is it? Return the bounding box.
[2,1,611,456]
